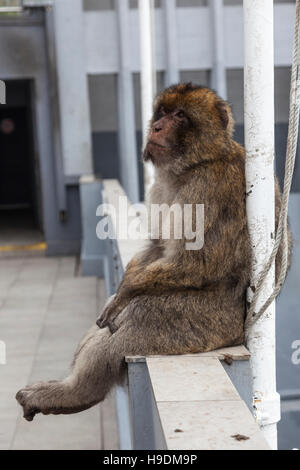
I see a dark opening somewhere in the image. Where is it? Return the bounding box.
[0,79,43,245]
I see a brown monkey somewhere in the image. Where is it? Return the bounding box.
[16,83,291,421]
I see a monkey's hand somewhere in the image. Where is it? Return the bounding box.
[97,260,185,332]
[97,256,189,332]
[96,294,129,332]
[96,260,161,330]
[96,254,154,331]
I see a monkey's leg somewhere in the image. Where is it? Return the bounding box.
[16,292,245,422]
[15,296,176,422]
[16,325,120,421]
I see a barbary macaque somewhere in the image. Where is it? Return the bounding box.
[16,83,291,421]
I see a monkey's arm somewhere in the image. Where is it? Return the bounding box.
[96,240,164,331]
[97,258,199,330]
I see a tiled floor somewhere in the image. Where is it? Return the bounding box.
[0,256,118,450]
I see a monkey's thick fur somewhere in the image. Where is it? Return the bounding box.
[16,84,291,421]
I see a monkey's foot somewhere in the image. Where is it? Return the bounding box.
[16,381,65,421]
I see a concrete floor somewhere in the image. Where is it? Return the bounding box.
[0,255,119,450]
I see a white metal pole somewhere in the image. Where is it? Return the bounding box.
[244,0,280,449]
[116,0,140,204]
[138,0,157,198]
[162,0,180,87]
[208,0,227,99]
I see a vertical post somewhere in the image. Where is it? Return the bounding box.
[162,0,179,87]
[53,0,93,177]
[116,0,140,204]
[138,0,157,197]
[244,0,279,449]
[208,0,227,99]
[45,7,67,218]
[115,382,133,450]
[79,175,106,277]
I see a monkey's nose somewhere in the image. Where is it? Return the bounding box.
[154,125,162,133]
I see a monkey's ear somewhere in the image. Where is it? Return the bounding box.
[216,101,235,137]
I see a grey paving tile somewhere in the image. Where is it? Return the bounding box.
[0,262,19,273]
[19,258,58,269]
[46,307,97,321]
[48,299,98,313]
[17,271,57,282]
[4,298,50,309]
[0,392,20,419]
[0,256,108,450]
[12,407,101,450]
[0,279,15,291]
[57,257,77,279]
[0,417,18,449]
[8,281,53,299]
[53,278,97,298]
[27,358,71,383]
[0,356,35,393]
[100,391,119,450]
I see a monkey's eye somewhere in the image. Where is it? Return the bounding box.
[175,110,185,119]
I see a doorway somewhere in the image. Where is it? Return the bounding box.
[0,80,43,247]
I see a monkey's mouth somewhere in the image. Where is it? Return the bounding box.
[143,141,172,164]
[147,140,170,150]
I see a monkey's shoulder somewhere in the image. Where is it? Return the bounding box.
[178,155,245,205]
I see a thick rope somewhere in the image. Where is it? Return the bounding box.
[245,0,300,334]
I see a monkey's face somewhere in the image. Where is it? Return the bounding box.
[143,106,190,166]
[143,83,234,172]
